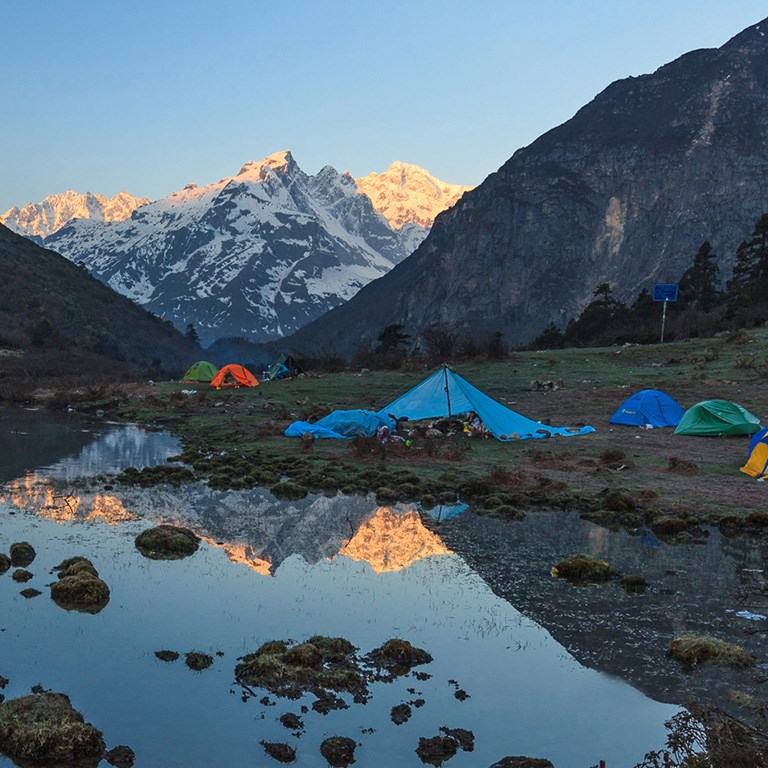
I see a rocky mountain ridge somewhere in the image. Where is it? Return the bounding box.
[21,153,466,345]
[286,18,768,356]
[1,190,149,240]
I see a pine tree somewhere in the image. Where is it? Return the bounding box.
[678,241,720,310]
[185,323,200,345]
[564,283,628,346]
[727,214,768,298]
[375,324,410,354]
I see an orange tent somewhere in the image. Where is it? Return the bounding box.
[209,364,259,389]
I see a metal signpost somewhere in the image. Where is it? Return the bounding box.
[653,283,679,343]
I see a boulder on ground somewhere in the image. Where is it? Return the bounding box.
[489,759,554,768]
[135,525,199,560]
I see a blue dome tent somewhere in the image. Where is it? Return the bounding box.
[609,389,685,428]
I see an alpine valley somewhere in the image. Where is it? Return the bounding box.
[3,153,470,345]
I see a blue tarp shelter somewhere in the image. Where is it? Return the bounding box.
[378,367,594,442]
[285,409,394,440]
[609,389,685,428]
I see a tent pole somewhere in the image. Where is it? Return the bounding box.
[443,364,452,426]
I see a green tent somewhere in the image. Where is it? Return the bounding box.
[674,399,761,436]
[181,360,219,383]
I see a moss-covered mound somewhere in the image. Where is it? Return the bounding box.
[11,569,33,583]
[261,741,296,763]
[279,712,303,731]
[119,465,195,487]
[416,735,457,766]
[620,574,648,594]
[270,481,309,501]
[0,692,105,764]
[104,744,135,767]
[391,703,412,725]
[553,554,618,584]
[135,525,199,560]
[154,650,179,662]
[0,554,10,575]
[9,542,35,567]
[235,637,366,704]
[50,557,110,614]
[320,736,357,768]
[185,652,213,671]
[668,635,756,669]
[51,573,110,614]
[367,639,433,677]
[54,557,100,578]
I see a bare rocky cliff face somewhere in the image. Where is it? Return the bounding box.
[287,19,768,356]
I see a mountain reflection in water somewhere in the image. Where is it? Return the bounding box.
[0,413,680,767]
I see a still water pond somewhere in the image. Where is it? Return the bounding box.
[0,408,678,767]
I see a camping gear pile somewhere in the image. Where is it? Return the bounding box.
[285,367,595,442]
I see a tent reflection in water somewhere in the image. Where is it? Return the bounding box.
[209,364,259,389]
[379,366,595,441]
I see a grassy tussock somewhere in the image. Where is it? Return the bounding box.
[668,634,756,669]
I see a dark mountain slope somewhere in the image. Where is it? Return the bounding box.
[0,224,197,371]
[287,19,768,356]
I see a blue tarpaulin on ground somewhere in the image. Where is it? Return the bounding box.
[378,367,595,442]
[609,389,685,428]
[285,409,394,440]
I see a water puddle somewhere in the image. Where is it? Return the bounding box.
[0,410,681,767]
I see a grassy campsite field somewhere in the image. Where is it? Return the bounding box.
[94,327,768,535]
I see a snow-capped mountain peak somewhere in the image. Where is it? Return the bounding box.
[355,161,473,229]
[7,151,469,345]
[236,150,296,181]
[44,151,431,344]
[1,189,149,239]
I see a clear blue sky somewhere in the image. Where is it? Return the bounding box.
[3,0,767,212]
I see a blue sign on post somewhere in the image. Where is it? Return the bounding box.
[653,283,678,342]
[653,283,679,302]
